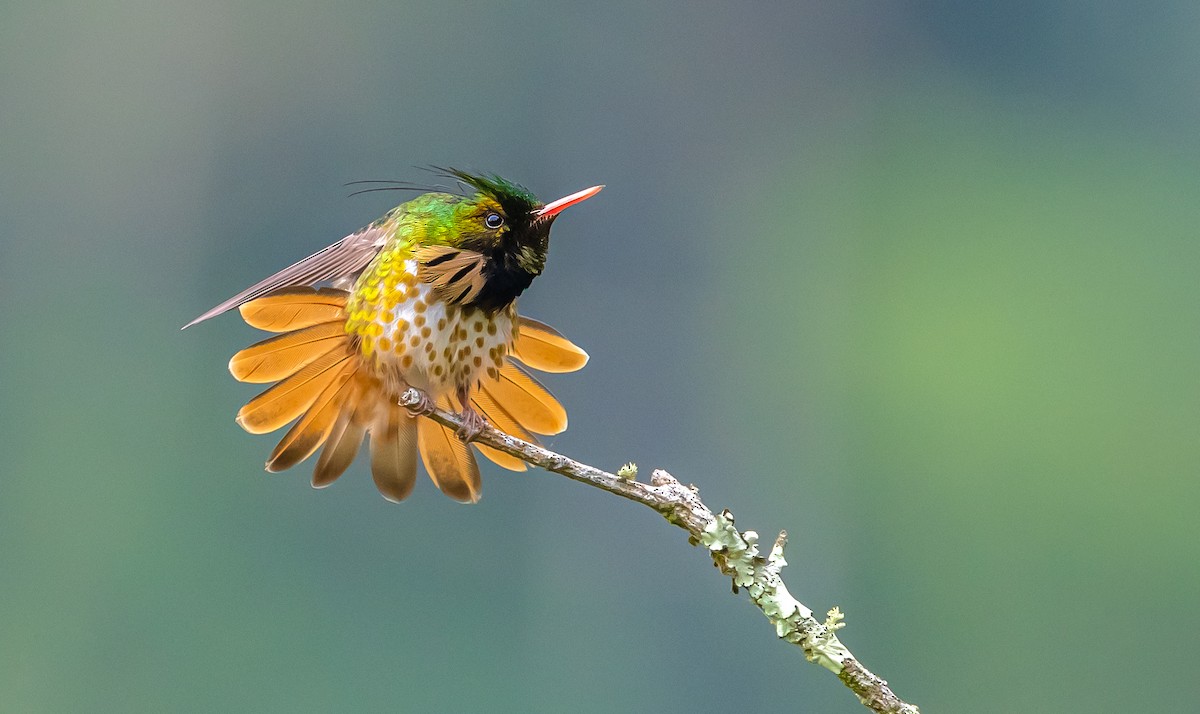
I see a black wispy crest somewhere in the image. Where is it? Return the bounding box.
[344,168,542,222]
[422,166,541,220]
[343,179,448,199]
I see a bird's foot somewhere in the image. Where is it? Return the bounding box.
[456,407,487,442]
[402,388,437,416]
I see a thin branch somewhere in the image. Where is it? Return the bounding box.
[399,388,919,714]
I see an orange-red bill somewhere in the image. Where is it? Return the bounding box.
[536,185,604,218]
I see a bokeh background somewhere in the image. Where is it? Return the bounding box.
[3,1,1198,712]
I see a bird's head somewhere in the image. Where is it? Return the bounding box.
[421,169,603,312]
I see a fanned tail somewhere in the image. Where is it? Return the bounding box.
[229,289,588,501]
[231,288,406,498]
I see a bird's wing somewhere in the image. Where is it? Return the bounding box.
[182,223,389,329]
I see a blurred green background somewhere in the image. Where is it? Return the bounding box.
[3,1,1197,712]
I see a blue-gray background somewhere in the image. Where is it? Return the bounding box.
[3,2,1197,712]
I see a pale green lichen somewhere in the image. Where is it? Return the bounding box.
[730,531,759,586]
[699,510,742,550]
[803,608,853,673]
[768,532,788,568]
[699,511,851,674]
[700,512,760,587]
[617,462,638,480]
[825,607,845,632]
[760,581,799,621]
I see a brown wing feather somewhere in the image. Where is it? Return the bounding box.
[512,316,589,373]
[183,224,388,329]
[478,362,568,436]
[415,246,489,305]
[238,287,348,332]
[417,400,482,503]
[229,321,346,383]
[369,406,418,503]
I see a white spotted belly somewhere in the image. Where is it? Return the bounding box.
[362,260,514,397]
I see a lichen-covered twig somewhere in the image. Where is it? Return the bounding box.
[400,388,919,714]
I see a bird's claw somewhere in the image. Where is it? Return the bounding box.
[403,389,437,416]
[456,408,487,442]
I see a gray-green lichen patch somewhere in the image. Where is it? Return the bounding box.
[699,511,852,674]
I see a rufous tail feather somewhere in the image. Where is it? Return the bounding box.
[417,396,482,503]
[471,388,532,472]
[238,286,349,332]
[313,403,367,488]
[369,405,418,502]
[512,316,589,373]
[476,362,568,436]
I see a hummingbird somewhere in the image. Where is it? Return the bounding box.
[184,169,602,503]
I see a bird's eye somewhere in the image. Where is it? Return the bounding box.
[485,212,504,229]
